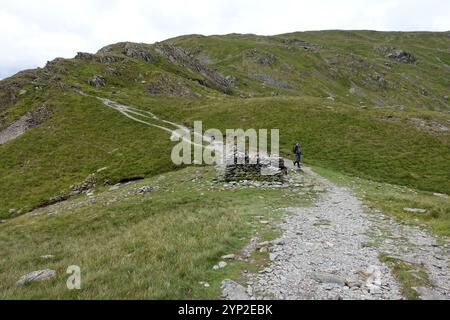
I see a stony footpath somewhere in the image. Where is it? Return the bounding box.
[222,167,450,300]
[367,208,450,300]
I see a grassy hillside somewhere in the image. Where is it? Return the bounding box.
[169,31,450,110]
[183,96,450,193]
[0,166,316,299]
[0,31,449,218]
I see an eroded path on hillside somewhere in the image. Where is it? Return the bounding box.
[77,91,222,152]
[223,166,450,300]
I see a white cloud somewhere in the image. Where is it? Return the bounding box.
[0,0,449,79]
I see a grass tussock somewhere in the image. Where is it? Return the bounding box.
[379,253,432,300]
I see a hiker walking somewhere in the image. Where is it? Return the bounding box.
[293,142,302,169]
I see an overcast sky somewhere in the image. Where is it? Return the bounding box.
[1,0,449,79]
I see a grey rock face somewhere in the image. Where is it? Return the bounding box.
[122,43,156,63]
[75,50,124,64]
[386,50,417,64]
[246,49,277,65]
[75,52,95,60]
[147,75,193,97]
[98,54,124,64]
[155,43,233,94]
[69,174,97,196]
[0,105,50,145]
[16,269,56,285]
[88,75,106,87]
[137,186,155,194]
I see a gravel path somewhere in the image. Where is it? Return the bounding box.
[246,167,403,300]
[367,207,450,300]
[223,167,450,300]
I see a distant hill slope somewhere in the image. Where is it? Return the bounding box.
[168,31,450,110]
[0,31,449,217]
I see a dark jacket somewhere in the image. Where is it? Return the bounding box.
[293,145,302,155]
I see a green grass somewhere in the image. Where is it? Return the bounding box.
[182,96,449,194]
[379,253,432,300]
[0,166,314,299]
[170,31,450,111]
[0,90,181,218]
[313,219,332,227]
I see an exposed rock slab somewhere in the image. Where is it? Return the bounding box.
[0,106,49,145]
[16,269,56,285]
[222,279,251,300]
